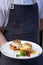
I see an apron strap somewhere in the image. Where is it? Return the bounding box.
[10,0,14,9]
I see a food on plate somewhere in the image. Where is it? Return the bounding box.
[9,39,22,50]
[20,42,32,52]
[9,39,37,57]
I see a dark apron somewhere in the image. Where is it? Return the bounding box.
[1,3,40,65]
[4,3,39,44]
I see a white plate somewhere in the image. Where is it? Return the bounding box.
[1,40,42,59]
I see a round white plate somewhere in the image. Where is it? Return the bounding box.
[1,40,42,59]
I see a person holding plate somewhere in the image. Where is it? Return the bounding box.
[0,0,39,65]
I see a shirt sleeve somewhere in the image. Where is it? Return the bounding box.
[0,4,5,27]
[36,0,43,19]
[39,0,43,19]
[4,0,10,27]
[0,0,10,27]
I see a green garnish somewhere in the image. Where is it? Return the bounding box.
[20,51,26,56]
[16,51,27,57]
[16,54,20,57]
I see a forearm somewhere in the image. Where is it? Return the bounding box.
[0,31,7,46]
